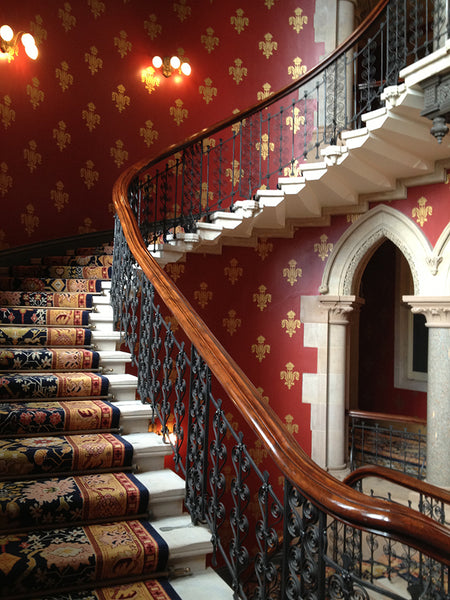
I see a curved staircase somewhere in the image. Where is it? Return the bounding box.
[0,244,232,600]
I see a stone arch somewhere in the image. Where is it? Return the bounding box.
[319,204,434,297]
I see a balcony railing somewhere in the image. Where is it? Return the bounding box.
[112,1,450,598]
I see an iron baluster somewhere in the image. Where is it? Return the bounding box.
[172,343,187,473]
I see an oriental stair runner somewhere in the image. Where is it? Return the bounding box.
[0,244,185,600]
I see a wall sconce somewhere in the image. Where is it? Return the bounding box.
[0,24,38,61]
[152,55,191,78]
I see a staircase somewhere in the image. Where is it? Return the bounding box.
[0,244,233,600]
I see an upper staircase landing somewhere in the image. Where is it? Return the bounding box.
[151,49,450,265]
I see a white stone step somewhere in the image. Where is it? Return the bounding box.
[171,567,234,600]
[123,431,173,472]
[99,350,131,375]
[105,373,137,402]
[115,400,152,434]
[135,468,186,519]
[92,330,122,351]
[153,514,212,574]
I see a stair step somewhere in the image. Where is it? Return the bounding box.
[136,469,186,519]
[0,291,95,308]
[0,372,110,400]
[0,326,92,347]
[114,400,152,434]
[0,348,100,371]
[171,568,234,600]
[105,373,137,402]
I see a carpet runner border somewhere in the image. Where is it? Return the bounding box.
[0,327,92,346]
[10,266,112,280]
[0,348,100,371]
[40,255,114,267]
[0,472,149,533]
[0,400,120,435]
[0,308,90,327]
[0,279,103,293]
[0,519,169,599]
[36,578,183,600]
[0,292,94,308]
[0,372,109,399]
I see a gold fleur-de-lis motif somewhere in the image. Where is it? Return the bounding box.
[110,140,128,168]
[253,285,272,312]
[0,162,12,197]
[194,282,212,309]
[144,14,162,40]
[30,14,47,46]
[26,78,44,110]
[201,27,219,53]
[199,182,213,210]
[265,0,276,8]
[78,217,96,234]
[58,2,76,33]
[281,310,301,338]
[314,234,334,261]
[255,238,273,261]
[257,387,270,404]
[202,137,216,151]
[1,96,15,129]
[286,107,306,134]
[82,102,100,132]
[140,119,159,147]
[225,160,244,186]
[85,46,103,75]
[173,0,191,22]
[259,33,277,59]
[284,414,299,434]
[283,259,302,286]
[346,213,361,224]
[257,83,273,101]
[288,57,307,80]
[223,309,242,336]
[24,140,42,173]
[56,61,73,92]
[251,335,270,362]
[229,58,247,85]
[289,8,308,33]
[141,67,161,96]
[165,263,185,282]
[170,99,188,126]
[80,159,99,189]
[88,0,105,18]
[164,315,179,332]
[283,159,302,177]
[21,203,39,236]
[412,197,433,227]
[249,439,268,466]
[112,84,130,113]
[230,8,249,34]
[255,133,274,161]
[224,258,243,285]
[53,121,71,151]
[114,30,131,58]
[199,78,217,104]
[51,180,69,212]
[280,362,300,390]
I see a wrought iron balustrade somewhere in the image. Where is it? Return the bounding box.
[126,0,448,248]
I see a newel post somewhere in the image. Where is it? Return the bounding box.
[404,296,450,488]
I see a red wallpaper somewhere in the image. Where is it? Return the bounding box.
[0,0,321,249]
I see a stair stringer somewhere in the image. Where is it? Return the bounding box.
[150,80,450,267]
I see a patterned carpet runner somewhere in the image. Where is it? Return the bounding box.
[0,348,100,371]
[0,243,178,600]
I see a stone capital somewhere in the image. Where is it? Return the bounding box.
[319,295,364,324]
[403,296,450,327]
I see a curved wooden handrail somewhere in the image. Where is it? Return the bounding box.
[344,465,450,506]
[348,409,427,426]
[113,0,449,567]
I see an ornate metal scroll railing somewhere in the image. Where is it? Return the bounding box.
[348,410,427,480]
[126,0,448,248]
[110,212,449,599]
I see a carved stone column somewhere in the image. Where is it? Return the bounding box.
[319,295,363,472]
[404,296,450,488]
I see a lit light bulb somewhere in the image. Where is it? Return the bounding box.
[152,55,162,69]
[24,42,38,60]
[170,55,180,70]
[180,62,191,76]
[0,25,14,42]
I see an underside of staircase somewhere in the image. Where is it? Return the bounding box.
[0,245,232,600]
[151,78,450,266]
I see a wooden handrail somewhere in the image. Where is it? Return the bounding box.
[344,465,450,506]
[348,409,427,427]
[113,0,449,567]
